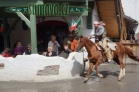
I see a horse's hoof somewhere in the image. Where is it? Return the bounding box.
[84,78,89,82]
[118,78,121,81]
[118,76,123,81]
[98,74,103,78]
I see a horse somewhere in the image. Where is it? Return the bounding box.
[76,35,139,82]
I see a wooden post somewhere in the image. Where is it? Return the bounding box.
[119,0,124,40]
[2,18,8,49]
[0,18,20,49]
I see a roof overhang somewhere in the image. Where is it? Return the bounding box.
[124,15,138,24]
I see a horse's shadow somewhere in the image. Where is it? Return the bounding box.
[82,70,119,77]
[81,70,119,83]
[100,71,119,78]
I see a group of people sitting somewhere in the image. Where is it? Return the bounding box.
[0,20,112,61]
[44,32,79,58]
[0,41,31,58]
[0,31,79,59]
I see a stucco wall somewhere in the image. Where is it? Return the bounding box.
[0,52,84,82]
[0,51,137,82]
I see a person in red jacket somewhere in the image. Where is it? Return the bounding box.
[2,48,11,57]
[70,36,79,52]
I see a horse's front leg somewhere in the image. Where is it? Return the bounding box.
[83,58,88,71]
[118,57,125,81]
[84,61,94,82]
[94,58,103,78]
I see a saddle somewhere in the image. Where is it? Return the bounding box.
[95,44,107,63]
[95,38,117,63]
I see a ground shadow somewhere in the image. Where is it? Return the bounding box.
[81,70,119,78]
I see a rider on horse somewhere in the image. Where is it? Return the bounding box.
[89,21,113,62]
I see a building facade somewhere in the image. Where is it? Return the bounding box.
[1,0,136,53]
[0,0,100,52]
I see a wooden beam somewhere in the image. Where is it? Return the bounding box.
[7,18,20,35]
[0,18,20,48]
[16,12,30,28]
[118,0,124,40]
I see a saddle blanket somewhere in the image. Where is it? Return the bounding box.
[104,37,117,50]
[95,37,117,51]
[107,42,117,50]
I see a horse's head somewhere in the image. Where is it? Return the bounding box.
[76,35,86,51]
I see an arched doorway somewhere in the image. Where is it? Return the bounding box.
[37,20,69,51]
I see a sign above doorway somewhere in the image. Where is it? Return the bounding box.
[5,3,89,16]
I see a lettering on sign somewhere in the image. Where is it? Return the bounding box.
[5,3,89,16]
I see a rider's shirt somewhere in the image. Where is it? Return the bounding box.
[94,25,107,41]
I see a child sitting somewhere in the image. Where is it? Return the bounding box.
[46,46,57,57]
[2,48,11,57]
[24,44,31,55]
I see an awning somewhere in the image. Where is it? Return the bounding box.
[124,15,138,24]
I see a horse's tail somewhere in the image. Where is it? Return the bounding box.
[124,46,139,62]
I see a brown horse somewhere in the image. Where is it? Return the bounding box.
[77,36,139,81]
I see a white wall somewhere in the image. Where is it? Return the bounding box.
[121,0,139,33]
[0,52,84,82]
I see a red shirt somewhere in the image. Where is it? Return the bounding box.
[3,53,11,57]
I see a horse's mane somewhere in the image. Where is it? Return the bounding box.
[83,36,95,46]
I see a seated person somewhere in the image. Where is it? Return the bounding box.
[14,41,24,55]
[24,44,31,55]
[37,40,44,55]
[46,47,57,57]
[64,32,73,48]
[48,35,60,55]
[59,45,72,59]
[2,48,11,57]
[70,36,79,52]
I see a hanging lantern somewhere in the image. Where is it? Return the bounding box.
[0,20,3,32]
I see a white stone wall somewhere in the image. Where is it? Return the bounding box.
[121,0,139,33]
[0,52,84,82]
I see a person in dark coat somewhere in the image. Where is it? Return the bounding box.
[37,40,44,55]
[24,43,31,55]
[59,45,72,59]
[130,29,135,40]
